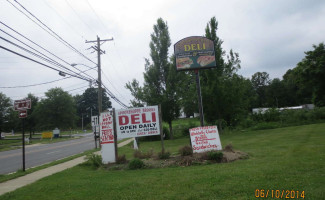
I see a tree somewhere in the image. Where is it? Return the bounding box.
[200,17,249,130]
[126,18,184,139]
[0,93,12,136]
[25,93,38,136]
[296,43,325,106]
[33,88,77,130]
[251,72,271,107]
[75,87,112,127]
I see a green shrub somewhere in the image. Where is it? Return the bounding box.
[179,145,193,156]
[128,158,145,170]
[158,151,170,159]
[84,154,102,168]
[133,149,153,159]
[116,154,127,164]
[207,151,223,162]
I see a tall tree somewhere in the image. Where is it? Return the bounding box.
[251,72,271,107]
[75,87,112,127]
[296,43,325,106]
[33,88,77,130]
[126,18,184,139]
[0,92,12,137]
[200,17,248,130]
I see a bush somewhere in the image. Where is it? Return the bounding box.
[179,145,193,156]
[84,154,102,168]
[116,154,127,164]
[200,151,223,162]
[207,151,223,162]
[133,149,153,159]
[128,158,145,170]
[158,151,170,159]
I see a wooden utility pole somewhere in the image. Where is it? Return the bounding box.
[86,36,113,147]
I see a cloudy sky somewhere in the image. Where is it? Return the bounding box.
[0,0,324,109]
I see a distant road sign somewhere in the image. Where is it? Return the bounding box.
[14,99,31,111]
[19,110,27,118]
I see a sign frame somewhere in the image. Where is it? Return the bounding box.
[14,99,31,111]
[174,36,216,71]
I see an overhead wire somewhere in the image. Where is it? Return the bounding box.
[8,0,97,66]
[0,66,96,89]
[0,45,92,82]
[0,21,97,80]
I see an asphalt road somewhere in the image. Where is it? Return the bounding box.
[0,133,97,174]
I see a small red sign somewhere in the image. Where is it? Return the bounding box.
[19,110,27,118]
[14,99,31,111]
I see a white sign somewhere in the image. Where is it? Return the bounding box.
[91,116,99,126]
[189,126,222,153]
[116,106,160,139]
[99,111,115,163]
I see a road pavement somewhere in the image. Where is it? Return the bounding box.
[0,133,97,174]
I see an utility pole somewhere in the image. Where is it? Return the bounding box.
[86,36,113,147]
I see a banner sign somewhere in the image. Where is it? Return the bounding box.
[99,112,114,144]
[174,36,216,71]
[189,126,222,153]
[116,106,160,139]
[100,111,115,164]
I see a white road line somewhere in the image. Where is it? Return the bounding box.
[46,150,61,155]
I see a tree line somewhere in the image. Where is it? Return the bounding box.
[1,17,324,135]
[0,87,111,134]
[125,17,325,135]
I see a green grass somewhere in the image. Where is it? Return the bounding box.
[1,123,324,199]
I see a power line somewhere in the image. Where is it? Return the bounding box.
[0,21,96,78]
[0,45,92,82]
[0,65,96,89]
[8,0,97,66]
[0,28,94,80]
[0,35,93,81]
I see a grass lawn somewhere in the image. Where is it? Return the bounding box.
[1,123,324,199]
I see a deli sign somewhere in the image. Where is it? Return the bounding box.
[174,36,216,71]
[116,106,160,139]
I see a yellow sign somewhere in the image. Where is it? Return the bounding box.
[42,132,53,139]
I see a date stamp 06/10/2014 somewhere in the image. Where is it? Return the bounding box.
[255,189,305,199]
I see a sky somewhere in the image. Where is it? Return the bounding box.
[0,0,324,109]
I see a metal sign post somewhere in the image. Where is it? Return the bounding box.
[22,118,26,171]
[15,98,31,172]
[195,70,204,127]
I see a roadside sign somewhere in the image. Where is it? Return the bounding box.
[42,132,53,139]
[91,116,99,126]
[116,105,160,139]
[100,111,115,164]
[19,110,27,118]
[189,126,222,153]
[174,36,216,71]
[14,99,31,111]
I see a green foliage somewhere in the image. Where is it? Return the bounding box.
[206,151,223,162]
[0,92,12,133]
[125,18,186,139]
[84,154,103,169]
[158,151,170,159]
[128,158,145,170]
[75,87,112,127]
[116,154,127,164]
[33,88,77,130]
[133,149,153,159]
[179,145,193,156]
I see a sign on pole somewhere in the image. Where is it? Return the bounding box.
[116,106,160,139]
[189,126,222,153]
[174,36,216,71]
[99,111,115,164]
[19,110,27,118]
[14,99,31,111]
